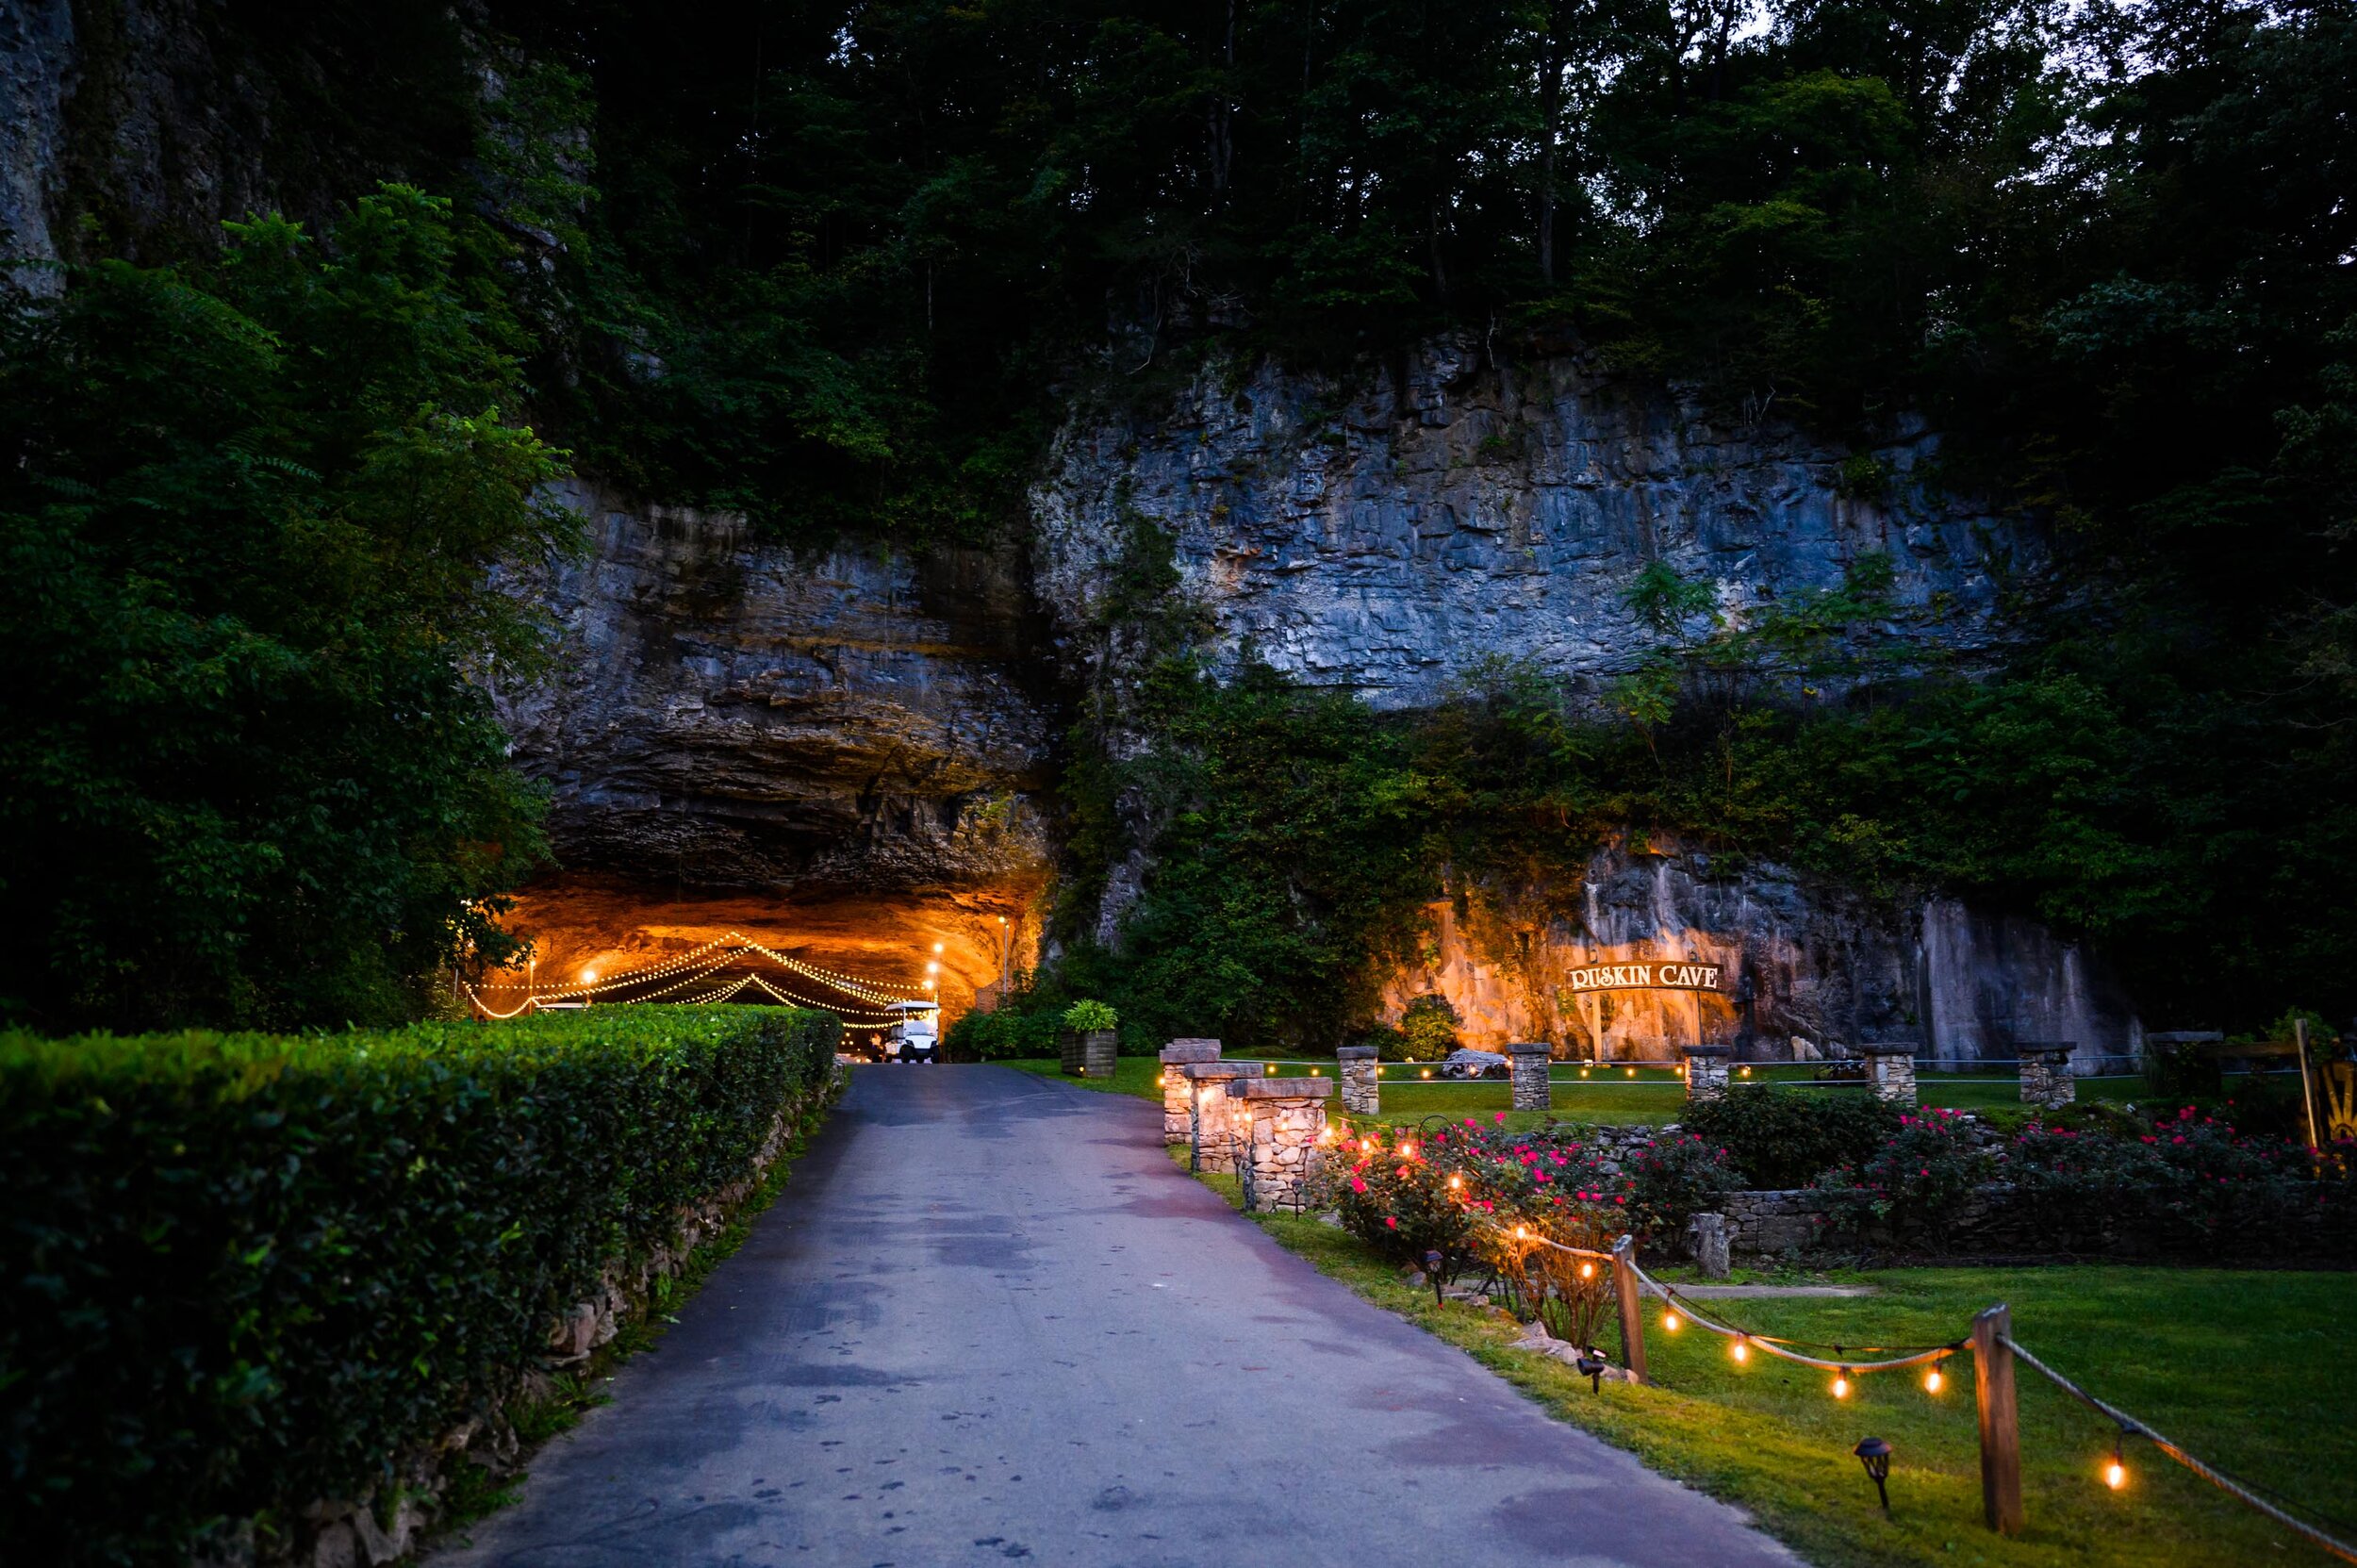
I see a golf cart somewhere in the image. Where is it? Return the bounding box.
[882,999,940,1064]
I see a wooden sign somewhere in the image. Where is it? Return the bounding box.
[1561,961,1724,995]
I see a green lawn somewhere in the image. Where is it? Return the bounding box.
[1253,1213,2355,1568]
[1027,1055,2352,1564]
[1002,1056,2152,1131]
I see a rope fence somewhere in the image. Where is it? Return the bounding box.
[1476,1216,2352,1557]
[2002,1333,2357,1564]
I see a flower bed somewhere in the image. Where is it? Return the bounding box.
[0,1004,842,1565]
[1795,1105,2357,1259]
[1339,1113,1744,1273]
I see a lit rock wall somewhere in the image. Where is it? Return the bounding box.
[1379,841,2141,1069]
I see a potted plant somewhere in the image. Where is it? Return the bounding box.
[1063,999,1119,1077]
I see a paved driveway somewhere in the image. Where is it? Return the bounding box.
[432,1065,1798,1567]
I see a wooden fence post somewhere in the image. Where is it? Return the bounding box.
[2296,1018,2323,1152]
[1612,1235,1648,1385]
[1972,1304,2024,1535]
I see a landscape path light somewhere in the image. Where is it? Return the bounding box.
[1853,1436,1893,1512]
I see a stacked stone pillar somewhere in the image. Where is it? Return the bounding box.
[1160,1038,1222,1146]
[1681,1045,1733,1103]
[1336,1046,1380,1115]
[1227,1078,1335,1213]
[1183,1060,1264,1173]
[1507,1042,1553,1112]
[1862,1042,1920,1106]
[2018,1042,2077,1110]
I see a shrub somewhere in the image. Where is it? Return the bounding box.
[1627,1132,1741,1240]
[1813,1108,1993,1239]
[0,1005,841,1564]
[2004,1106,2355,1256]
[2143,1037,2223,1098]
[942,1007,1033,1061]
[1331,1126,1478,1273]
[1394,994,1460,1061]
[1062,999,1118,1032]
[1677,1087,1903,1188]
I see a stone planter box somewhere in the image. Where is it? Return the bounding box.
[1078,1029,1117,1079]
[1058,1030,1082,1074]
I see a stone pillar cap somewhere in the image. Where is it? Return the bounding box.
[1161,1039,1222,1065]
[1860,1041,1920,1055]
[1506,1040,1553,1056]
[1336,1046,1378,1060]
[1183,1061,1264,1081]
[1226,1078,1336,1101]
[1680,1045,1734,1058]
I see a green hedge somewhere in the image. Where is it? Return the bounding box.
[1676,1086,1904,1189]
[0,1004,841,1565]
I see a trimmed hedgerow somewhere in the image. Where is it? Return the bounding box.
[0,1004,841,1565]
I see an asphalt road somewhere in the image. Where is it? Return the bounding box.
[432,1065,1798,1568]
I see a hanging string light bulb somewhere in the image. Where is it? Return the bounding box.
[1832,1369,1853,1399]
[1923,1363,1944,1395]
[1730,1337,1749,1363]
[2106,1434,2128,1490]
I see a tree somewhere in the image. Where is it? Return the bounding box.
[0,187,574,1031]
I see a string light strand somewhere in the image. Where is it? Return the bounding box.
[2002,1335,2357,1563]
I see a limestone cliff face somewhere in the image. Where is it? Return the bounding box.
[1032,336,2032,704]
[1033,343,2138,1061]
[495,483,1057,899]
[1385,842,2142,1069]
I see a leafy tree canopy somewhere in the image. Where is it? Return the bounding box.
[0,188,575,1032]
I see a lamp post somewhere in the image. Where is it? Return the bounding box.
[1854,1437,1893,1512]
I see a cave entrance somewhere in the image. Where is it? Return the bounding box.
[471,874,1035,1044]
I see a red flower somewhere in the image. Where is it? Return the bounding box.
[1385,1216,1399,1229]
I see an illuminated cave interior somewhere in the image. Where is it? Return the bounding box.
[487,874,1038,1037]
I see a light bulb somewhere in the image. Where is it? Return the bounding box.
[1580,1068,1590,1078]
[1662,1312,1681,1332]
[1832,1373,1851,1399]
[1924,1367,1943,1395]
[1579,1262,1593,1279]
[1400,1143,1415,1158]
[581,969,598,982]
[1730,1339,1748,1363]
[2106,1461,2126,1490]
[1447,1174,1462,1189]
[1515,1226,1528,1240]
[1625,1067,1636,1077]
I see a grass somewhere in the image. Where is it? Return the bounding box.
[1002,1057,2155,1132]
[1237,1197,2354,1568]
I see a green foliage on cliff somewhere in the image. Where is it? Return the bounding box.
[16,0,2357,1034]
[0,188,574,1032]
